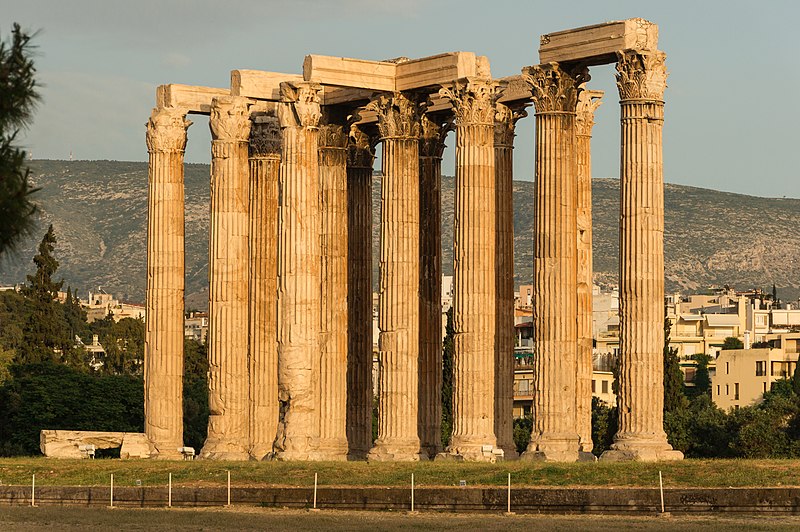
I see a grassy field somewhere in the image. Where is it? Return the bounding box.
[3,506,800,531]
[1,457,800,488]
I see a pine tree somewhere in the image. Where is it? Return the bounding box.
[663,306,687,414]
[17,225,73,364]
[0,23,40,256]
[441,307,455,447]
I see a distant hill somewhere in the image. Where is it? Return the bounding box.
[1,160,798,308]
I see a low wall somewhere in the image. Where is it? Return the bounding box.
[2,486,800,514]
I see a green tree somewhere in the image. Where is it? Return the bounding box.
[512,415,532,455]
[183,338,209,451]
[591,396,617,457]
[663,307,687,414]
[441,307,454,447]
[721,336,744,350]
[691,353,712,397]
[0,23,40,256]
[792,359,800,397]
[17,225,76,365]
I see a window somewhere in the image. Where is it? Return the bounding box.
[726,362,730,374]
[591,380,596,393]
[756,361,766,377]
[763,382,767,393]
[602,380,609,394]
[734,383,739,401]
[726,384,729,395]
[716,385,720,396]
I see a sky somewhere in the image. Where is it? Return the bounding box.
[4,0,799,198]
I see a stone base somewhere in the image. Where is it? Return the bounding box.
[499,446,519,460]
[599,435,684,462]
[347,449,369,461]
[522,432,580,462]
[578,451,598,462]
[249,444,274,461]
[433,452,464,462]
[600,448,684,462]
[441,443,504,462]
[367,441,424,462]
[421,445,442,461]
[200,441,250,461]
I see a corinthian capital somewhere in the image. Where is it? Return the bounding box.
[209,96,252,142]
[575,88,603,137]
[438,77,498,126]
[419,113,453,158]
[277,81,322,129]
[347,123,376,168]
[146,107,192,153]
[494,102,528,148]
[521,63,589,114]
[615,50,667,101]
[249,115,281,158]
[365,92,422,140]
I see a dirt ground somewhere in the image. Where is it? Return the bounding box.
[2,506,800,531]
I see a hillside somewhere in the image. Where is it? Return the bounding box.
[1,160,798,308]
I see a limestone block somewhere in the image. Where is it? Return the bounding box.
[539,19,658,65]
[303,55,396,91]
[40,430,152,459]
[395,52,487,91]
[156,84,230,115]
[231,70,302,101]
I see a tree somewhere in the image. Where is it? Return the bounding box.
[441,307,454,447]
[691,353,712,397]
[663,306,687,414]
[591,396,617,456]
[17,226,76,365]
[721,336,744,350]
[793,359,800,397]
[0,23,40,256]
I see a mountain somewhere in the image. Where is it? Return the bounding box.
[1,160,798,308]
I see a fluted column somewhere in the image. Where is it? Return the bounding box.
[317,117,349,460]
[273,81,324,461]
[602,50,682,461]
[493,102,526,459]
[201,96,252,460]
[418,113,451,459]
[440,78,499,461]
[575,89,602,456]
[144,106,191,459]
[247,115,281,460]
[367,92,424,461]
[521,63,587,462]
[346,124,375,459]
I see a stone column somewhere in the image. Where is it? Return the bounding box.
[346,124,375,460]
[439,78,499,461]
[418,113,452,459]
[201,96,252,460]
[316,116,349,460]
[602,50,682,461]
[367,92,424,461]
[522,63,587,462]
[144,106,191,459]
[273,81,324,460]
[575,89,602,456]
[493,101,526,459]
[247,115,281,460]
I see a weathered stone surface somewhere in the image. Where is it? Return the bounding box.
[156,84,229,115]
[145,106,190,460]
[602,50,681,462]
[539,18,659,65]
[40,430,151,459]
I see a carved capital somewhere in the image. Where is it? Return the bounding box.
[365,92,422,140]
[209,96,251,142]
[278,81,322,129]
[438,77,498,126]
[318,123,348,150]
[494,103,528,148]
[249,115,281,158]
[146,107,191,153]
[347,123,376,168]
[419,113,453,158]
[575,88,603,137]
[521,63,589,114]
[615,50,667,101]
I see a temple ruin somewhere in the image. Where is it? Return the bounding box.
[144,19,682,462]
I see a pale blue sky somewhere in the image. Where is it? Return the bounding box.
[4,0,799,197]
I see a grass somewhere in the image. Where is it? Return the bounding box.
[1,457,800,489]
[4,507,800,531]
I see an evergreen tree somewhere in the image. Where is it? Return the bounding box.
[441,307,454,447]
[17,225,73,364]
[663,306,687,414]
[691,353,712,397]
[791,362,800,397]
[0,23,40,256]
